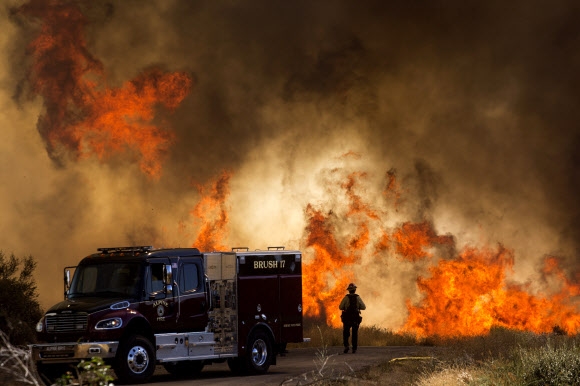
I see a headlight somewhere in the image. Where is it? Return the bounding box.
[95,317,123,330]
[35,317,44,333]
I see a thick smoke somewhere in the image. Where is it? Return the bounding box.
[1,0,579,328]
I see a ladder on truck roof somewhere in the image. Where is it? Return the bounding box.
[97,246,153,254]
[230,246,286,252]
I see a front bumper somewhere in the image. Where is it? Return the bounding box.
[30,341,119,363]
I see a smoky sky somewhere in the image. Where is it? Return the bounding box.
[2,0,580,319]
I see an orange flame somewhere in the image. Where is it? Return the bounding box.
[17,0,192,178]
[402,247,580,337]
[342,172,379,220]
[299,158,580,336]
[542,256,580,298]
[373,230,390,255]
[183,160,580,337]
[392,221,454,262]
[302,205,357,327]
[190,171,232,252]
[302,166,378,327]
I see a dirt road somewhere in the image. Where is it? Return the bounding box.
[143,346,435,385]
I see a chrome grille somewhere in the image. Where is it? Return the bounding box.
[46,313,88,333]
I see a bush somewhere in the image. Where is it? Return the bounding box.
[296,317,418,348]
[518,341,580,385]
[415,328,580,386]
[0,251,43,346]
[431,326,548,363]
[0,330,42,385]
[56,357,114,386]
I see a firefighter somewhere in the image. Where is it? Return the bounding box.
[339,283,366,354]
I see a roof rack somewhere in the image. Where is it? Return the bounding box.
[232,247,249,252]
[267,246,285,250]
[97,246,153,254]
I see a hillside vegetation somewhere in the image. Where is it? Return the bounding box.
[1,261,579,386]
[296,319,580,385]
[0,251,43,346]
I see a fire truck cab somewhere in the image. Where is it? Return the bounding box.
[31,246,304,383]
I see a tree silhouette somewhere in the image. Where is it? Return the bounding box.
[0,251,43,346]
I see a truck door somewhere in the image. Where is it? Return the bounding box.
[176,260,208,331]
[279,274,303,343]
[144,258,177,333]
[238,275,279,340]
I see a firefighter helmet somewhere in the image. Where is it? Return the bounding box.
[347,283,357,291]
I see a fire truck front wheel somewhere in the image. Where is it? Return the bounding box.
[246,330,273,374]
[114,335,155,384]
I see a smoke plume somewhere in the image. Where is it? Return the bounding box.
[1,0,579,332]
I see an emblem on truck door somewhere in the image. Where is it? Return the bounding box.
[152,300,169,319]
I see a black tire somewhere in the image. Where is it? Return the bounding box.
[114,335,155,384]
[245,330,273,374]
[163,360,204,378]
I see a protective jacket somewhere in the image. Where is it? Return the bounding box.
[339,293,365,324]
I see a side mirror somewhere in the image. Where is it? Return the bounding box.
[163,264,173,294]
[64,269,71,299]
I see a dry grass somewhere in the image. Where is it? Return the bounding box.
[282,326,357,385]
[293,320,580,386]
[5,316,580,386]
[289,319,433,385]
[294,317,419,349]
[414,366,482,386]
[0,330,41,386]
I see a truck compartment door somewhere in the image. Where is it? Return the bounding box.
[279,275,303,343]
[156,332,215,361]
[238,276,279,340]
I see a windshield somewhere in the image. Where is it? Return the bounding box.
[69,262,142,299]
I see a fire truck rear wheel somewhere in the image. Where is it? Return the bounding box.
[115,335,155,384]
[246,330,273,374]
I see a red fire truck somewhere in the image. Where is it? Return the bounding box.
[31,246,305,383]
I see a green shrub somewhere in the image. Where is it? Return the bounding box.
[517,342,580,385]
[56,357,114,386]
[0,251,43,346]
[413,328,580,386]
